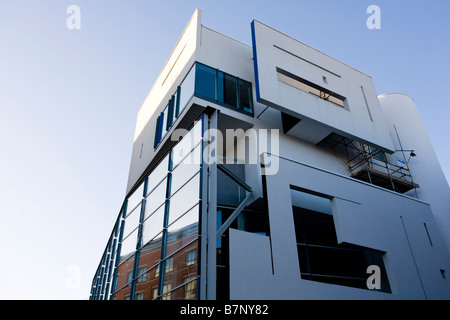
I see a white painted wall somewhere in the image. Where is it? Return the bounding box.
[127,9,202,193]
[251,20,395,153]
[228,154,450,300]
[379,93,450,255]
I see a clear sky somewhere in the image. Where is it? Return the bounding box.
[0,0,449,300]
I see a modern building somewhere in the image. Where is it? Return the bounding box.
[89,9,450,300]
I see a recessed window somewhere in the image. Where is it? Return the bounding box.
[291,187,391,293]
[277,68,346,108]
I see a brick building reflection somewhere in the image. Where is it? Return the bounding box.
[113,222,199,300]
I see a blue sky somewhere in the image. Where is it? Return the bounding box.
[0,0,448,299]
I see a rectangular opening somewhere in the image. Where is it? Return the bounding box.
[277,68,346,108]
[291,187,391,293]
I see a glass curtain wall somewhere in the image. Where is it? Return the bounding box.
[107,119,203,300]
[90,218,120,300]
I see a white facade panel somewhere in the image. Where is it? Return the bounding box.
[251,20,395,152]
[256,153,450,299]
[379,93,450,254]
[127,10,202,193]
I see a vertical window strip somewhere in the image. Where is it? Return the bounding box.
[167,97,175,130]
[154,116,161,148]
[175,86,181,118]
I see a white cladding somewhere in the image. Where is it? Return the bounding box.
[379,93,450,254]
[251,20,395,152]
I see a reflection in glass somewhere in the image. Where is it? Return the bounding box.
[170,144,201,195]
[179,65,195,115]
[133,265,160,300]
[113,254,135,295]
[119,228,138,263]
[195,63,216,100]
[141,205,165,248]
[126,183,144,215]
[160,277,198,301]
[169,173,200,224]
[171,121,202,169]
[113,285,132,300]
[146,155,169,195]
[122,204,141,239]
[145,178,167,220]
[166,204,199,257]
[139,240,163,275]
[161,240,198,299]
[161,105,169,138]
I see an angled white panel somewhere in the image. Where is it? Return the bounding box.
[251,20,394,152]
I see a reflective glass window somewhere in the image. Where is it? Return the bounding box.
[161,105,169,138]
[223,73,238,108]
[239,79,253,113]
[195,63,216,100]
[168,173,200,225]
[170,144,201,195]
[160,278,197,301]
[119,228,138,263]
[171,120,202,168]
[133,265,159,300]
[114,254,135,293]
[113,285,132,301]
[166,204,199,257]
[160,240,198,299]
[126,183,144,215]
[123,204,141,239]
[141,205,165,247]
[145,178,167,220]
[146,155,169,197]
[179,65,195,115]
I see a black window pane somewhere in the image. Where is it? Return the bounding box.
[239,80,252,113]
[223,74,237,108]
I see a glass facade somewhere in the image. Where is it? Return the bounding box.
[154,62,254,148]
[195,63,254,115]
[91,120,203,300]
[91,61,255,300]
